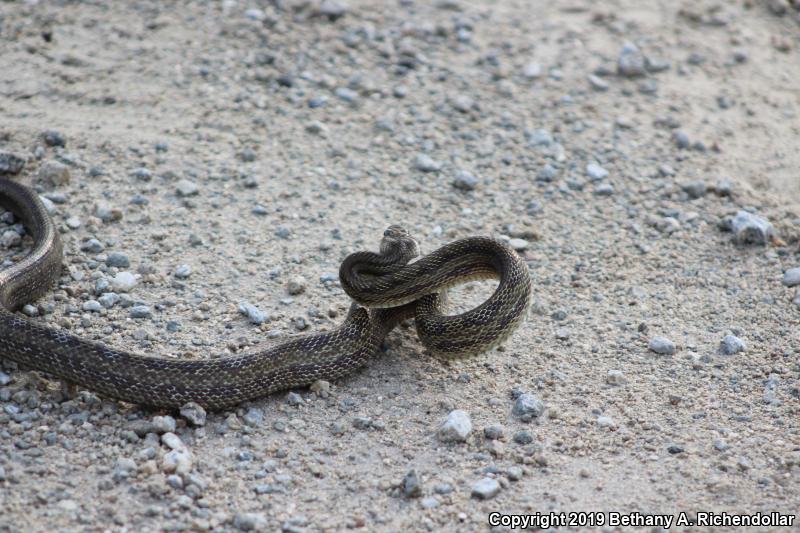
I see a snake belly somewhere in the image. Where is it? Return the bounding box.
[0,179,531,409]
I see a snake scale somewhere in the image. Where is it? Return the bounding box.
[0,178,532,410]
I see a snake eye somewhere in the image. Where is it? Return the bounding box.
[383,229,392,237]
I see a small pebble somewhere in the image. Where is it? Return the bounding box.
[731,210,774,245]
[512,393,545,421]
[0,152,26,174]
[719,335,746,355]
[586,163,608,181]
[508,238,529,251]
[452,170,478,191]
[649,336,676,355]
[437,410,472,442]
[617,42,646,77]
[594,183,614,196]
[522,62,542,79]
[238,302,269,325]
[106,252,130,268]
[471,477,500,500]
[180,402,207,426]
[111,272,137,292]
[176,179,199,197]
[129,305,152,319]
[606,369,626,385]
[286,276,307,295]
[781,267,800,288]
[414,154,442,173]
[402,470,422,498]
[42,130,66,147]
[173,264,192,279]
[38,161,71,187]
[484,425,505,440]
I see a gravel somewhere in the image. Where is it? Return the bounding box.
[0,1,797,530]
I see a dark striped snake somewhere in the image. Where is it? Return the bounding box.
[0,178,531,409]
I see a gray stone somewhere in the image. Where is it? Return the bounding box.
[98,292,120,308]
[42,130,66,147]
[597,415,616,428]
[94,203,122,222]
[82,300,102,313]
[731,210,774,245]
[234,512,268,532]
[508,238,529,251]
[111,272,137,292]
[506,466,523,481]
[180,402,207,426]
[512,393,545,421]
[173,264,192,279]
[451,94,473,113]
[151,415,176,434]
[106,252,130,268]
[586,163,608,181]
[176,179,199,197]
[112,457,137,482]
[594,183,614,196]
[81,238,104,253]
[522,62,542,79]
[452,170,478,191]
[0,152,25,174]
[129,305,152,319]
[318,0,348,19]
[238,301,269,324]
[471,477,500,500]
[1,230,21,248]
[588,74,609,91]
[513,430,533,445]
[286,276,307,295]
[649,336,676,355]
[782,267,800,287]
[537,164,557,182]
[38,160,71,186]
[437,409,472,442]
[720,335,746,355]
[525,129,553,147]
[606,369,626,385]
[286,392,303,406]
[402,470,422,498]
[673,130,691,149]
[617,42,646,77]
[681,181,707,199]
[22,304,38,317]
[484,425,505,440]
[243,408,264,426]
[414,154,442,173]
[334,87,358,103]
[130,167,152,181]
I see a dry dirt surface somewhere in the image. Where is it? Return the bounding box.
[1,0,799,532]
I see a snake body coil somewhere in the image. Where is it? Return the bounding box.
[0,178,531,409]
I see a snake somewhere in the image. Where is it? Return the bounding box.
[0,177,532,410]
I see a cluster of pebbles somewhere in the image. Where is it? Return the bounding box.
[0,0,798,531]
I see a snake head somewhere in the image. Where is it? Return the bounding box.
[379,225,420,263]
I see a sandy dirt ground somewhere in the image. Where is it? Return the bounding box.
[1,0,799,531]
